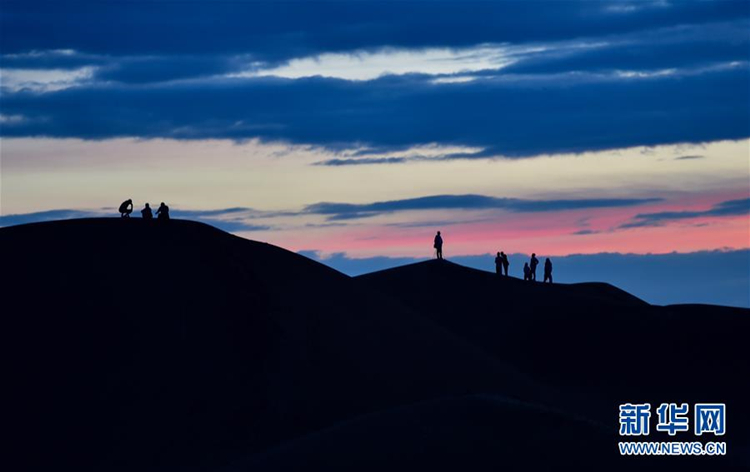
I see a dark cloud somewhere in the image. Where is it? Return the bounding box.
[0,209,102,227]
[5,16,747,88]
[93,56,241,84]
[170,207,255,218]
[3,68,748,157]
[169,208,273,232]
[2,2,748,156]
[303,194,661,220]
[303,222,351,229]
[621,197,750,228]
[301,249,750,307]
[3,1,745,60]
[195,221,271,233]
[501,21,750,75]
[315,157,409,166]
[314,149,498,166]
[0,50,108,70]
[385,218,493,229]
[674,155,705,160]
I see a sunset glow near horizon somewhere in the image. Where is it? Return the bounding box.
[3,137,748,260]
[1,1,749,279]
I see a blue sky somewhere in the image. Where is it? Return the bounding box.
[1,0,748,306]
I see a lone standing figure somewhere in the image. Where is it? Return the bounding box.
[544,258,553,283]
[529,253,539,281]
[434,231,443,260]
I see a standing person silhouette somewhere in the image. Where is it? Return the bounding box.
[495,252,503,276]
[501,251,509,276]
[544,258,553,283]
[529,253,539,281]
[155,202,170,221]
[434,231,443,260]
[141,203,153,220]
[119,199,133,218]
[523,262,531,281]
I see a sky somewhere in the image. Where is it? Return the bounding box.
[1,0,749,306]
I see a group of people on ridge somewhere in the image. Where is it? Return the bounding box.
[434,231,554,283]
[520,253,553,283]
[119,199,170,220]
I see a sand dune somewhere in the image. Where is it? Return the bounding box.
[3,219,747,471]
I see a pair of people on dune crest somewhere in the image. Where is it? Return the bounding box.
[495,251,510,276]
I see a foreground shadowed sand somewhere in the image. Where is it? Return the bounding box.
[3,219,748,471]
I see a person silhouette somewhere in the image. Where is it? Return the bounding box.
[141,203,153,220]
[434,231,443,260]
[500,251,509,276]
[495,252,503,276]
[155,202,170,221]
[529,253,539,281]
[523,262,530,281]
[544,258,553,283]
[119,199,133,218]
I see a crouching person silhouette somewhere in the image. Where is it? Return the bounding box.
[523,262,531,281]
[155,202,170,221]
[119,199,133,218]
[141,203,153,220]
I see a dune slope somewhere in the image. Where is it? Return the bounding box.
[3,220,747,470]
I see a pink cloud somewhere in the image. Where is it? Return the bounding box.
[268,191,749,258]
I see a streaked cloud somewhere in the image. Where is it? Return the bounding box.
[314,144,486,166]
[3,67,747,156]
[602,0,671,15]
[0,209,104,227]
[571,229,601,236]
[235,46,515,81]
[303,194,662,221]
[4,1,745,61]
[0,114,26,124]
[0,66,95,92]
[621,198,750,228]
[1,3,747,156]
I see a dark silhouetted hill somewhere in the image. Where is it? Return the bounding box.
[357,259,750,467]
[231,394,723,472]
[2,219,748,471]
